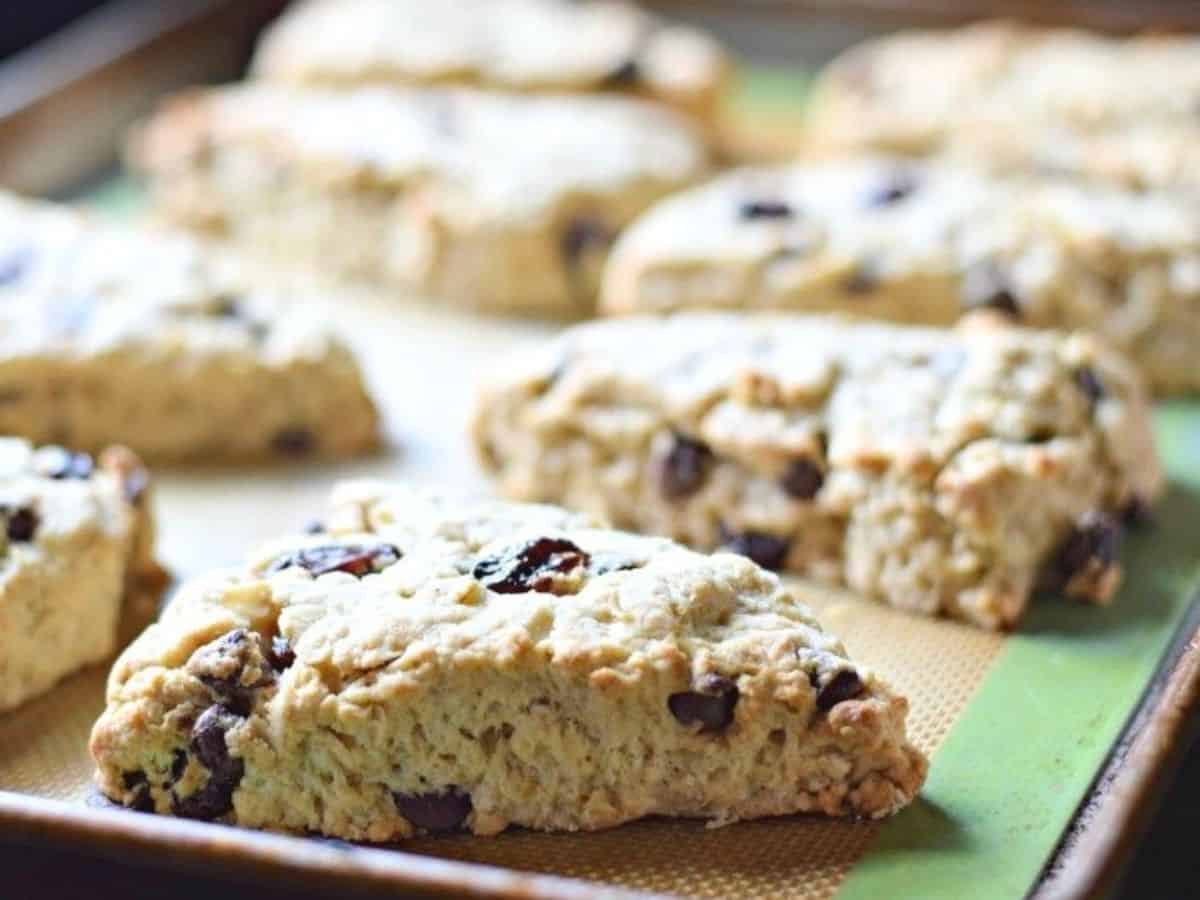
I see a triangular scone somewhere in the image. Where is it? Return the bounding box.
[0,439,163,712]
[474,313,1163,629]
[0,192,378,462]
[90,484,925,839]
[804,22,1200,169]
[599,157,1200,394]
[252,0,731,130]
[129,84,708,316]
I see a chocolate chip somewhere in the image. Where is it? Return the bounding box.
[781,459,824,501]
[266,543,402,578]
[0,247,31,286]
[844,262,879,295]
[739,200,794,221]
[1053,512,1121,585]
[392,787,472,832]
[120,771,155,813]
[211,295,242,318]
[720,529,790,571]
[173,704,244,821]
[5,506,38,542]
[192,629,261,714]
[668,674,739,733]
[602,58,640,87]
[1121,496,1155,530]
[963,262,1021,318]
[191,705,239,771]
[169,749,189,785]
[302,519,325,534]
[866,172,919,207]
[271,427,315,457]
[33,446,94,480]
[1074,367,1105,409]
[560,218,613,270]
[209,295,270,340]
[659,434,714,500]
[815,670,864,711]
[473,537,590,594]
[268,635,296,671]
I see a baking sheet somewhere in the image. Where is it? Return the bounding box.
[0,252,1196,898]
[0,68,1197,899]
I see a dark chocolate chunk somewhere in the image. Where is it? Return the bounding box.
[601,57,640,87]
[173,704,245,821]
[866,171,919,207]
[962,262,1021,318]
[168,749,189,785]
[192,629,261,715]
[120,771,155,813]
[271,427,315,456]
[1074,367,1105,409]
[33,446,94,480]
[659,434,714,500]
[739,200,794,221]
[210,295,270,340]
[5,506,38,542]
[815,670,865,711]
[781,459,824,501]
[561,218,613,270]
[843,261,879,295]
[392,787,472,832]
[1053,512,1121,585]
[268,635,296,671]
[473,537,590,594]
[266,543,402,578]
[211,295,243,318]
[668,674,739,733]
[720,529,790,571]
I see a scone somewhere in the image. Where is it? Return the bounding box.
[472,313,1162,630]
[90,483,926,837]
[600,157,1200,395]
[0,439,163,713]
[251,0,730,130]
[0,192,378,462]
[804,21,1200,191]
[128,85,709,317]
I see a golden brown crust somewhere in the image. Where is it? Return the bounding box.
[91,483,925,838]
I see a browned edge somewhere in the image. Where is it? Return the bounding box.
[650,1,1200,32]
[0,0,286,196]
[0,792,665,900]
[1032,591,1200,900]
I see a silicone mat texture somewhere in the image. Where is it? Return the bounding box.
[0,68,1196,900]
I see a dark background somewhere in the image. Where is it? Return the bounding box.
[0,1,109,59]
[0,3,1196,898]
